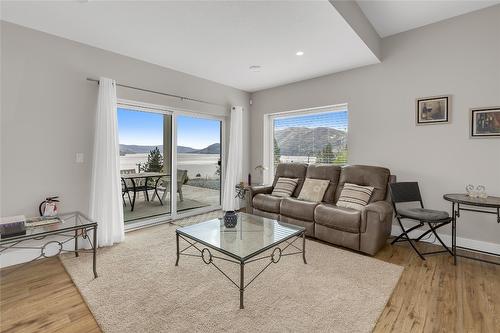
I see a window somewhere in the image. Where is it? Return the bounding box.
[117,100,224,226]
[270,105,348,172]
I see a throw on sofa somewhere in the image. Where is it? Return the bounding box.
[246,163,395,256]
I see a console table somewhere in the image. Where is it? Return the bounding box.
[443,194,500,266]
[0,212,98,277]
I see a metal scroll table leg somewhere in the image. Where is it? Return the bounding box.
[154,176,163,205]
[302,231,307,264]
[144,177,150,202]
[175,232,180,266]
[93,225,98,278]
[131,178,137,212]
[240,262,245,309]
[75,229,79,257]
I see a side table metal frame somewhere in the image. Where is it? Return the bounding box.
[450,201,500,266]
[0,214,98,278]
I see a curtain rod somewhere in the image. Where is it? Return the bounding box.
[86,78,225,107]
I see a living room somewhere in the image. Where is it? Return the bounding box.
[1,1,499,332]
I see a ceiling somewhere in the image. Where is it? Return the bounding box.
[357,0,500,37]
[0,1,379,92]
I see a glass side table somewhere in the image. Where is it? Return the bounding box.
[0,212,98,278]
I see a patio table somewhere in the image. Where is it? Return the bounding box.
[121,172,169,211]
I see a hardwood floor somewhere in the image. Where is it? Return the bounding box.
[1,242,499,333]
[0,258,100,333]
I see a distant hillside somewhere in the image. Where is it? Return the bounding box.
[274,127,346,156]
[120,143,220,155]
[194,143,220,154]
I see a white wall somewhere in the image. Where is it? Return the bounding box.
[249,6,500,247]
[1,21,250,219]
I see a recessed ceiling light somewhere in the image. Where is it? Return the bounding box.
[249,65,262,72]
[296,51,304,56]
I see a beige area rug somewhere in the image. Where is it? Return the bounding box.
[61,212,403,333]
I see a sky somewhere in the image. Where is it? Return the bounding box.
[274,110,348,132]
[118,108,221,148]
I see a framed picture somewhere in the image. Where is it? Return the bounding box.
[416,95,450,125]
[470,107,500,138]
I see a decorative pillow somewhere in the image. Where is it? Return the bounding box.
[336,183,374,210]
[272,177,299,197]
[298,178,330,202]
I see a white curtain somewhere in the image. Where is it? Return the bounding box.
[89,77,124,247]
[222,106,243,211]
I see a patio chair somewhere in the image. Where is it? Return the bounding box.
[121,178,132,206]
[153,170,188,202]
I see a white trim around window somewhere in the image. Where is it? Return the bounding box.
[263,103,348,184]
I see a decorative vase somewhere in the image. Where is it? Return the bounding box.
[224,211,238,228]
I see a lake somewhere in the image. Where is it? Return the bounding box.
[120,153,220,179]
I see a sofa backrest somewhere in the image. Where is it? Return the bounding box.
[272,163,308,197]
[304,164,342,203]
[334,165,391,203]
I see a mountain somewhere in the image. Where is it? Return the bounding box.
[274,127,347,156]
[177,146,197,153]
[120,145,161,155]
[193,143,220,154]
[120,143,220,155]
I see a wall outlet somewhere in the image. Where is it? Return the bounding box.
[76,153,84,163]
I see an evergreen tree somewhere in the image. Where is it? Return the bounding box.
[316,143,335,163]
[143,147,163,172]
[273,138,281,165]
[334,148,348,165]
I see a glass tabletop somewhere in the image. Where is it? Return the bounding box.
[443,193,500,208]
[176,213,305,261]
[0,212,96,243]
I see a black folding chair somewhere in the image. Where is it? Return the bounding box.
[389,182,453,260]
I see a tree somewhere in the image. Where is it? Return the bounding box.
[316,143,335,163]
[273,138,281,165]
[143,147,163,172]
[334,148,348,165]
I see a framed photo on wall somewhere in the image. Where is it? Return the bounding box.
[470,107,500,138]
[416,95,450,125]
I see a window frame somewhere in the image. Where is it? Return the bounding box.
[263,104,348,184]
[117,98,226,230]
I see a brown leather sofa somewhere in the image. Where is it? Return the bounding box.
[246,163,394,255]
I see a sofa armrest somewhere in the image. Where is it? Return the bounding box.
[361,201,393,224]
[246,185,273,210]
[359,200,394,255]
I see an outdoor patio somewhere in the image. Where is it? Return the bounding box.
[122,185,220,222]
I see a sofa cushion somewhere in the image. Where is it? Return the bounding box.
[335,165,390,203]
[281,215,314,237]
[314,204,361,233]
[298,178,330,202]
[304,164,342,203]
[271,177,298,198]
[280,197,319,222]
[253,194,282,214]
[272,163,308,197]
[336,183,374,211]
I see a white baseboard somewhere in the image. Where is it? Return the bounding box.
[391,225,500,255]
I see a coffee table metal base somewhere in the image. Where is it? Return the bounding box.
[175,231,307,309]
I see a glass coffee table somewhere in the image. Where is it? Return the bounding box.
[175,213,306,309]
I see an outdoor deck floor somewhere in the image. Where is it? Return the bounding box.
[123,185,220,222]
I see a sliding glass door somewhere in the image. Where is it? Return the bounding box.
[175,115,222,213]
[117,101,223,227]
[118,104,172,224]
